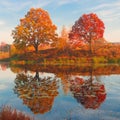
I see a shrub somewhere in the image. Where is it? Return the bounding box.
[0,106,34,120]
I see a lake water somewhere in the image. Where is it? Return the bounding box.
[0,63,120,120]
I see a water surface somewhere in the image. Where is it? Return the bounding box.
[0,63,120,120]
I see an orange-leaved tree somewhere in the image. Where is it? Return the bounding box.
[57,26,69,51]
[12,8,58,53]
[69,13,105,55]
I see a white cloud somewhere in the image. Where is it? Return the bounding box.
[91,0,120,11]
[31,0,80,7]
[0,1,32,12]
[57,0,79,5]
[0,20,5,26]
[32,0,52,8]
[0,1,12,7]
[11,2,32,12]
[90,1,120,23]
[0,0,81,13]
[95,9,120,23]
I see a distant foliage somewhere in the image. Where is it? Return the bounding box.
[57,26,69,51]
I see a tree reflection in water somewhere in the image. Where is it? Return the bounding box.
[12,64,109,114]
[14,71,59,114]
[70,69,106,109]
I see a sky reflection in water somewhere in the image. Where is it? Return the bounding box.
[0,63,120,120]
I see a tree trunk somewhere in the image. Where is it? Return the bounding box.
[35,45,38,53]
[89,33,94,63]
[90,39,93,56]
[24,47,27,56]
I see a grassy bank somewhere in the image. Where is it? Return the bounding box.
[9,56,120,66]
[1,48,120,65]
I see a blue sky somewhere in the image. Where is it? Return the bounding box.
[0,0,120,44]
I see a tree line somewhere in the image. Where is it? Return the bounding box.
[1,8,120,61]
[12,8,104,55]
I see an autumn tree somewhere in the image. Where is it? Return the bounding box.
[61,26,68,38]
[12,8,58,53]
[57,26,69,51]
[69,13,105,55]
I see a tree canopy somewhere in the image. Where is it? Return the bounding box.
[12,8,58,53]
[69,13,105,54]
